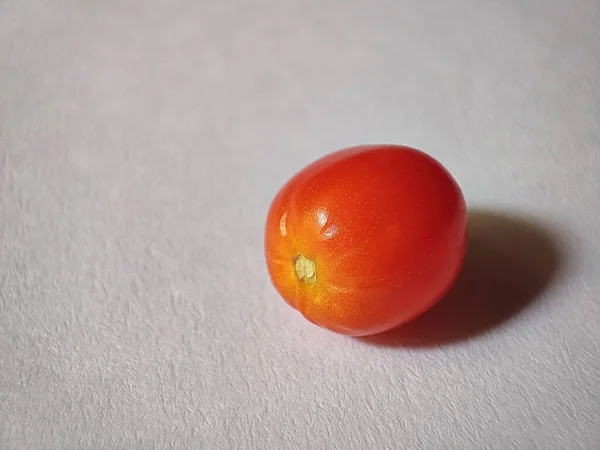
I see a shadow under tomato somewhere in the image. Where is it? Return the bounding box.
[359,208,565,348]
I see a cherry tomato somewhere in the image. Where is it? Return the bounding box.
[264,145,467,336]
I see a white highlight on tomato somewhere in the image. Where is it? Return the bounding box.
[316,208,328,227]
[279,213,287,236]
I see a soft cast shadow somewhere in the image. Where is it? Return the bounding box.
[360,208,564,347]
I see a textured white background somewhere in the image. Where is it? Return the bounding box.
[1,1,599,449]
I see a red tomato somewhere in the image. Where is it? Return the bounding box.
[264,145,467,336]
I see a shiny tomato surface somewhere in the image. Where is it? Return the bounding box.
[264,145,467,336]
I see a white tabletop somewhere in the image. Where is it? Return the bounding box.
[1,1,599,449]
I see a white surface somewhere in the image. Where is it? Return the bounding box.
[1,1,599,449]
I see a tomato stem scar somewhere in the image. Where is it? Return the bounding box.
[293,254,317,284]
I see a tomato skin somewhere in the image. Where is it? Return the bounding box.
[264,145,467,337]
